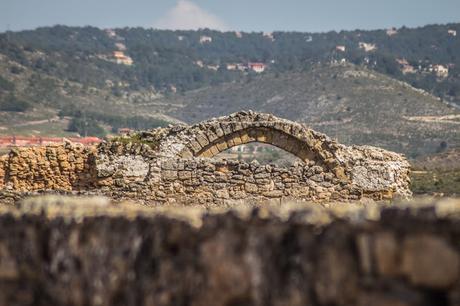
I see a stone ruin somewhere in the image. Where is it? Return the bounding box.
[0,111,411,205]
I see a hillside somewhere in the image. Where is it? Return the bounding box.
[411,148,460,196]
[0,52,177,138]
[0,25,459,157]
[151,64,460,157]
[0,49,459,157]
[1,23,460,106]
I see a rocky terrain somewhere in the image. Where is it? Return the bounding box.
[0,196,459,306]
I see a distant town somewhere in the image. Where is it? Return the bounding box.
[100,27,457,79]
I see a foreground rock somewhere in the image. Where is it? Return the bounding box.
[0,196,459,305]
[0,112,411,205]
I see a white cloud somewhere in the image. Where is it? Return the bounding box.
[153,0,228,31]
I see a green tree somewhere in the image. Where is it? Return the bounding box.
[0,95,31,112]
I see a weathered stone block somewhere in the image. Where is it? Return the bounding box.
[209,145,220,157]
[211,123,225,137]
[162,170,178,181]
[254,172,270,179]
[215,139,228,152]
[178,171,193,180]
[199,149,213,158]
[205,130,219,143]
[220,123,233,135]
[239,131,251,143]
[244,182,258,193]
[179,148,194,159]
[195,134,210,148]
[189,140,202,154]
[262,190,283,198]
[401,235,459,289]
[372,232,400,277]
[215,189,230,199]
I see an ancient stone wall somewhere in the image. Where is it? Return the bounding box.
[94,140,410,204]
[0,155,6,189]
[0,112,412,204]
[0,144,96,192]
[0,197,459,306]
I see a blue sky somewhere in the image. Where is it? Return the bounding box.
[1,0,460,33]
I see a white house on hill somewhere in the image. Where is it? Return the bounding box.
[199,36,212,44]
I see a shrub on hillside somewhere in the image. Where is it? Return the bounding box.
[0,95,31,112]
[59,105,169,131]
[0,76,15,91]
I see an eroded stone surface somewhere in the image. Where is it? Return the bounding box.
[0,143,96,192]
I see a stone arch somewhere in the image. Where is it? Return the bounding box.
[170,112,346,178]
[195,127,319,162]
[0,111,412,202]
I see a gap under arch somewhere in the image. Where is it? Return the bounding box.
[194,127,322,163]
[215,143,303,166]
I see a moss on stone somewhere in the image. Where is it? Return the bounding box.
[111,133,159,149]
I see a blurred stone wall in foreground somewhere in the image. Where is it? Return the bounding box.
[0,197,458,306]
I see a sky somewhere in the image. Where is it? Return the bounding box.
[1,0,460,33]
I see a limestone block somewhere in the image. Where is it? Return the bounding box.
[230,121,243,133]
[231,134,243,146]
[161,160,185,170]
[314,247,359,305]
[254,173,270,179]
[239,132,251,144]
[195,133,210,148]
[162,170,178,181]
[209,145,220,156]
[178,171,193,180]
[198,149,213,158]
[179,148,194,159]
[215,189,230,199]
[244,183,258,193]
[229,189,247,199]
[246,129,258,142]
[401,235,459,289]
[203,130,217,143]
[220,122,233,135]
[98,155,149,180]
[374,232,399,277]
[0,243,18,280]
[255,129,268,143]
[356,234,373,274]
[211,123,225,137]
[262,190,283,198]
[189,140,202,154]
[184,178,201,186]
[215,139,228,152]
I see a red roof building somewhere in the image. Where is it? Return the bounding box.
[248,63,266,73]
[0,136,102,148]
